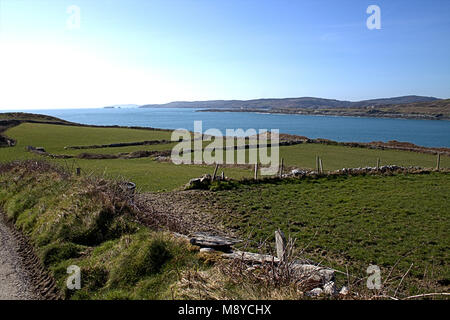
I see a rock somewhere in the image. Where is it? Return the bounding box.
[222,250,280,264]
[199,174,211,183]
[306,288,323,297]
[323,281,337,295]
[200,248,216,253]
[290,264,335,284]
[186,178,202,189]
[339,286,349,296]
[185,174,213,189]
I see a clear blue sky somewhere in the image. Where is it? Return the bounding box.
[0,0,449,109]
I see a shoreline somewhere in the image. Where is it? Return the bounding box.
[196,108,450,121]
[1,113,449,156]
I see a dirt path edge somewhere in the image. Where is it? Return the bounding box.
[0,212,62,300]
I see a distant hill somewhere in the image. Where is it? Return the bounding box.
[351,96,440,108]
[198,98,450,120]
[140,95,440,110]
[0,112,74,124]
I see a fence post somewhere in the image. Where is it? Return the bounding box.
[76,167,81,176]
[376,158,380,170]
[254,163,258,180]
[436,153,441,171]
[316,156,320,173]
[275,229,287,263]
[279,158,284,177]
[319,158,324,174]
[212,163,219,182]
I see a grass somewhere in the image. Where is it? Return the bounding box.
[0,161,206,299]
[186,143,450,170]
[207,173,450,297]
[6,122,173,152]
[0,123,252,192]
[278,143,450,170]
[0,160,322,300]
[1,121,449,192]
[0,123,450,191]
[2,114,448,299]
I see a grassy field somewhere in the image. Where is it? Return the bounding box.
[207,173,450,296]
[1,116,449,298]
[1,122,449,192]
[0,123,253,191]
[0,161,316,300]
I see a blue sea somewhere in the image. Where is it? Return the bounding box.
[11,108,450,147]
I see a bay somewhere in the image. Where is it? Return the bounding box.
[11,108,450,147]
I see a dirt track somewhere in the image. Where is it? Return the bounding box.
[0,216,37,300]
[135,190,234,237]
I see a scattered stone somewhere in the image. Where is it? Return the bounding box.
[306,288,323,297]
[185,174,213,189]
[323,281,337,295]
[339,286,349,296]
[290,263,335,283]
[200,247,216,253]
[199,174,211,183]
[222,250,280,264]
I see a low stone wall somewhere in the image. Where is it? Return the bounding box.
[26,145,171,160]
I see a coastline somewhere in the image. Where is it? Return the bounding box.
[1,113,449,156]
[196,108,450,121]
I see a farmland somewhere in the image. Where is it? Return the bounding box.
[1,121,449,192]
[202,173,450,296]
[1,114,449,298]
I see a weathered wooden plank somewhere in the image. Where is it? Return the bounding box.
[189,233,240,249]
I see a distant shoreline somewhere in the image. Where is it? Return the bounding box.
[1,112,450,154]
[197,108,450,121]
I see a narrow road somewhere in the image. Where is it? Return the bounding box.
[0,216,37,300]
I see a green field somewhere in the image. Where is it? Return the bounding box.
[0,123,252,191]
[207,173,450,296]
[1,122,449,192]
[1,118,449,298]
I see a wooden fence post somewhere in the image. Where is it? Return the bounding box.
[275,229,287,263]
[221,171,225,180]
[319,158,324,174]
[376,158,380,170]
[254,163,258,180]
[76,167,81,176]
[212,163,219,182]
[436,153,441,171]
[316,156,319,173]
[279,158,284,177]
